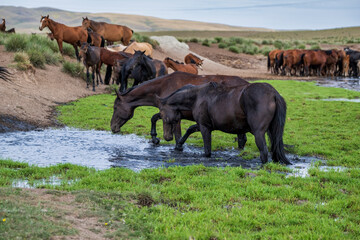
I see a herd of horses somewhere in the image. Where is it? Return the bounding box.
[38,15,205,91]
[268,48,360,77]
[0,18,15,34]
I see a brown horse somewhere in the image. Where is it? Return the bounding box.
[0,19,6,32]
[79,43,103,91]
[268,49,284,74]
[110,72,249,147]
[282,49,306,76]
[163,57,198,74]
[334,49,350,76]
[324,50,339,77]
[39,15,88,61]
[158,82,291,165]
[82,17,133,45]
[99,48,133,84]
[184,53,204,69]
[303,50,328,76]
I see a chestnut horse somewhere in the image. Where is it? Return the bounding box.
[282,49,306,76]
[303,50,328,76]
[110,72,249,147]
[158,82,291,165]
[163,57,198,74]
[268,49,283,74]
[0,19,6,32]
[82,17,133,45]
[184,53,203,69]
[39,15,88,61]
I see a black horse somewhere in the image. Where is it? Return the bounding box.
[0,66,11,81]
[158,82,291,165]
[118,50,167,92]
[344,47,360,77]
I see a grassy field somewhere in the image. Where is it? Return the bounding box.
[1,80,360,239]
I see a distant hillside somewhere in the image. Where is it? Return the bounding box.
[0,6,273,33]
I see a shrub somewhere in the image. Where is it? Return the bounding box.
[214,37,223,43]
[228,46,240,53]
[62,44,76,58]
[310,44,321,50]
[26,48,46,68]
[260,46,273,56]
[14,52,33,71]
[189,38,199,43]
[230,37,244,44]
[62,61,85,79]
[218,42,227,49]
[202,39,210,47]
[274,40,283,49]
[43,48,62,65]
[262,40,269,45]
[298,44,306,49]
[5,34,27,52]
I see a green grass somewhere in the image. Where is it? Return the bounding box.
[57,80,360,167]
[62,61,86,79]
[1,160,360,239]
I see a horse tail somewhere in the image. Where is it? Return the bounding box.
[104,65,112,85]
[267,53,270,71]
[87,33,92,44]
[267,91,291,165]
[100,36,105,48]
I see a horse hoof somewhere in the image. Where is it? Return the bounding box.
[152,137,160,145]
[175,144,183,151]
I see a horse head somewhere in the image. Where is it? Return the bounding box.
[157,95,182,141]
[39,15,50,31]
[79,42,90,60]
[127,50,146,69]
[47,33,54,41]
[111,89,135,133]
[82,17,91,30]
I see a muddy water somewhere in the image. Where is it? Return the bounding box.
[0,128,322,175]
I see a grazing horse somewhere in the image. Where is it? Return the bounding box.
[111,72,249,146]
[39,15,88,61]
[79,43,103,91]
[82,17,133,45]
[118,50,167,92]
[163,57,198,74]
[0,19,5,32]
[158,82,291,165]
[0,66,11,81]
[184,53,203,69]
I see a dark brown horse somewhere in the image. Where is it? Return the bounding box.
[79,43,103,91]
[111,72,249,146]
[184,53,203,69]
[39,15,89,61]
[0,19,5,32]
[158,82,291,165]
[4,28,15,34]
[118,50,167,92]
[163,57,198,74]
[82,17,133,45]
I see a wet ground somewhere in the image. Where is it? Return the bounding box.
[0,128,327,177]
[316,77,360,91]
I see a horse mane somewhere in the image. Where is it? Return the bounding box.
[166,57,184,65]
[160,84,196,104]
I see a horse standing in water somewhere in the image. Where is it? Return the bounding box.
[158,82,291,165]
[79,43,103,91]
[118,50,167,92]
[111,72,249,147]
[82,17,133,45]
[184,53,203,69]
[163,57,198,74]
[39,15,88,61]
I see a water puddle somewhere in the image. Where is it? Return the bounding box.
[321,98,360,103]
[0,128,329,177]
[316,77,360,91]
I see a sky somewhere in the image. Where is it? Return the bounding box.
[1,0,360,30]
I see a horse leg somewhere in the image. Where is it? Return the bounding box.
[254,131,269,164]
[56,39,63,55]
[237,133,247,150]
[91,66,96,91]
[175,124,199,151]
[150,113,161,145]
[86,66,90,89]
[199,124,212,157]
[73,45,80,62]
[173,120,182,145]
[98,63,103,84]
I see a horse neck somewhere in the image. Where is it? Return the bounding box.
[123,81,163,108]
[46,19,59,33]
[90,20,100,31]
[168,60,179,71]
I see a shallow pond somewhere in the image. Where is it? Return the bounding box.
[0,128,323,176]
[316,77,360,91]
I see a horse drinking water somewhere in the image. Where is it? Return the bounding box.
[158,82,291,165]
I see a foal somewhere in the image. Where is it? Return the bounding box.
[163,57,198,74]
[79,43,103,91]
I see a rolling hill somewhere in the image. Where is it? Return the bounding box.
[0,6,273,33]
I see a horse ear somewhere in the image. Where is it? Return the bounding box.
[115,89,122,99]
[46,15,49,18]
[82,17,85,20]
